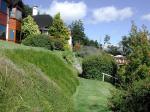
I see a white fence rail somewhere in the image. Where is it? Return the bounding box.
[102,73,117,82]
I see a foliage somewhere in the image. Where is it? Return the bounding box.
[119,23,150,86]
[49,13,70,50]
[69,20,86,46]
[107,45,122,56]
[81,53,117,82]
[50,37,65,51]
[104,35,110,45]
[22,4,32,18]
[109,23,150,112]
[109,78,150,112]
[76,46,102,58]
[22,34,52,50]
[0,41,78,112]
[84,37,99,48]
[21,15,40,39]
[22,34,67,51]
[70,20,99,48]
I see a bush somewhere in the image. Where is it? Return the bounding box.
[81,53,117,82]
[109,78,150,112]
[50,38,65,51]
[22,34,52,50]
[22,34,67,51]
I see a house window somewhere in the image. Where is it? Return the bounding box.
[10,8,22,20]
[9,29,15,41]
[10,8,16,18]
[0,25,6,39]
[16,9,22,20]
[0,0,7,13]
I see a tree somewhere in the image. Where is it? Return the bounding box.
[104,35,110,45]
[69,20,86,46]
[49,13,70,50]
[109,23,150,112]
[107,45,122,56]
[21,15,40,39]
[22,4,32,18]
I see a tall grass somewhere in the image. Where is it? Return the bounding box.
[0,41,78,112]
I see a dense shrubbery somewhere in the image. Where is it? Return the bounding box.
[22,34,65,51]
[109,78,150,112]
[109,24,150,111]
[22,34,52,50]
[81,53,117,82]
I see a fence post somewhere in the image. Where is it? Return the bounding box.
[102,73,105,82]
[6,65,7,75]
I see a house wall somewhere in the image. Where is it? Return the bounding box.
[0,0,22,43]
[0,0,7,40]
[9,7,22,42]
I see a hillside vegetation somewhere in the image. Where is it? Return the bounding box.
[0,41,78,112]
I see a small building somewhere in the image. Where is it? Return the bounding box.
[114,55,127,65]
[0,0,23,42]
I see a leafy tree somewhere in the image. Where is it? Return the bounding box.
[109,23,150,112]
[104,35,110,45]
[69,20,86,45]
[49,13,70,50]
[22,4,32,18]
[21,15,40,39]
[120,23,150,86]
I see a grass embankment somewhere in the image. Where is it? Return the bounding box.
[0,41,78,112]
[74,78,115,112]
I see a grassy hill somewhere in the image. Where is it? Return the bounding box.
[0,41,78,112]
[74,78,115,112]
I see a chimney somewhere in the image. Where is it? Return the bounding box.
[32,6,38,16]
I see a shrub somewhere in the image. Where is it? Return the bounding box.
[109,78,150,112]
[22,34,67,51]
[50,38,65,51]
[22,34,52,50]
[81,53,117,82]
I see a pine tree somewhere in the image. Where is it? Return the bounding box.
[69,20,86,46]
[49,13,70,45]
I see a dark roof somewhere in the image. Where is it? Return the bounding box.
[33,15,53,29]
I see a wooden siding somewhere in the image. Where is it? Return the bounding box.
[0,12,7,26]
[9,18,21,31]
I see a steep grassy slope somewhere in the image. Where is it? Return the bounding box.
[0,41,78,112]
[74,78,115,112]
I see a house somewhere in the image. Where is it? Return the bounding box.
[32,6,53,34]
[0,0,23,42]
[114,55,127,65]
[32,6,73,48]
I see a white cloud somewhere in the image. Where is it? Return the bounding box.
[91,6,133,23]
[142,14,150,21]
[40,1,87,22]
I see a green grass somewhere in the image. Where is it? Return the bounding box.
[0,40,78,112]
[74,78,115,112]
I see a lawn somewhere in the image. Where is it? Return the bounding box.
[0,40,78,112]
[74,78,115,112]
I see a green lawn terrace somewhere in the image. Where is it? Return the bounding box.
[0,40,78,112]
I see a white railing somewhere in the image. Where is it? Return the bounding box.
[102,73,117,82]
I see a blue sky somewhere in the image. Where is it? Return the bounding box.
[24,0,150,45]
